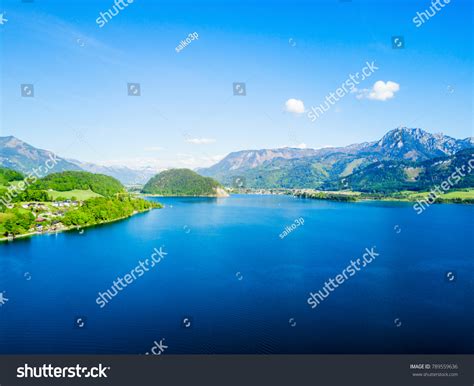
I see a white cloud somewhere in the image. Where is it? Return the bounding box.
[185,137,216,145]
[284,98,305,114]
[284,143,308,149]
[295,143,307,149]
[355,81,400,101]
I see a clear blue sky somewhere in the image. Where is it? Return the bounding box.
[1,0,472,169]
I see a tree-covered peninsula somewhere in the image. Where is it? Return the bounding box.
[142,169,228,197]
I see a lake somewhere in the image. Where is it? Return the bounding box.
[0,195,473,354]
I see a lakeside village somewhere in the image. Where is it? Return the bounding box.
[3,199,81,241]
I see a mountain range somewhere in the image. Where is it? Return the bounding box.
[1,128,473,191]
[199,127,474,190]
[0,136,155,185]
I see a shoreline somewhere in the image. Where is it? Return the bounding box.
[0,207,156,243]
[142,194,228,198]
[148,191,473,204]
[293,194,474,204]
[229,189,474,204]
[141,185,229,198]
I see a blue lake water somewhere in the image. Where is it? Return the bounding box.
[0,195,473,354]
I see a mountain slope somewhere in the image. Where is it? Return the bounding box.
[200,148,320,177]
[0,136,82,174]
[329,148,474,193]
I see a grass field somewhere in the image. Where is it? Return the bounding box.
[325,190,362,196]
[48,189,102,200]
[403,189,474,201]
[438,190,474,199]
[1,183,103,201]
